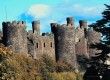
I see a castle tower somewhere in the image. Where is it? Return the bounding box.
[51,17,76,67]
[75,20,89,60]
[79,20,87,29]
[50,23,58,33]
[87,28,101,56]
[2,21,27,55]
[32,21,40,37]
[66,17,74,26]
[79,20,88,38]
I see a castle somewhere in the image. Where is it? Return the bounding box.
[2,17,101,68]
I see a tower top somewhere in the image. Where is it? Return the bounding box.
[66,17,74,26]
[2,21,26,27]
[79,20,87,28]
[32,21,40,24]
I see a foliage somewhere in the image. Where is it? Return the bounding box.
[50,72,76,80]
[84,4,110,80]
[0,44,13,80]
[38,55,75,80]
[56,60,73,72]
[89,4,110,61]
[76,55,89,72]
[37,54,56,80]
[0,44,13,59]
[0,44,42,80]
[1,54,42,80]
[0,45,82,80]
[39,54,56,72]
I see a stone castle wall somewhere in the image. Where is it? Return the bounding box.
[27,21,55,60]
[87,28,101,56]
[51,17,76,66]
[75,37,88,57]
[2,21,27,54]
[75,20,88,57]
[41,34,55,58]
[2,17,101,68]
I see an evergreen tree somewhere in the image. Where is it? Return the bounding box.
[83,4,110,80]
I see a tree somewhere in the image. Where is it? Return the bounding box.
[84,4,110,80]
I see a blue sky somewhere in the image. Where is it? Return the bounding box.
[0,0,110,33]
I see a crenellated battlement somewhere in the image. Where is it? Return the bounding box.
[50,23,60,29]
[1,17,101,68]
[50,18,75,34]
[2,20,27,55]
[50,23,59,27]
[50,23,60,33]
[2,21,26,28]
[61,24,67,27]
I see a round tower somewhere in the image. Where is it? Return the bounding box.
[2,21,27,55]
[2,22,10,45]
[50,23,59,33]
[79,20,87,29]
[66,17,74,26]
[79,20,88,38]
[51,18,76,67]
[87,28,101,56]
[32,21,40,36]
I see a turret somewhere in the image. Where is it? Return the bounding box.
[50,23,59,34]
[50,18,76,68]
[66,17,74,26]
[2,21,27,55]
[79,20,87,29]
[32,21,40,36]
[87,28,101,56]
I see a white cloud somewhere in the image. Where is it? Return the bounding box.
[71,4,104,18]
[54,3,104,19]
[19,2,105,32]
[27,4,51,18]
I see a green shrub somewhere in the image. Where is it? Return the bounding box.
[0,54,42,80]
[0,45,83,80]
[38,54,56,80]
[50,72,76,80]
[56,61,73,72]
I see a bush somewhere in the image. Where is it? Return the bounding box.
[38,54,56,80]
[40,54,56,72]
[56,61,74,72]
[0,46,42,80]
[50,72,76,80]
[0,45,82,80]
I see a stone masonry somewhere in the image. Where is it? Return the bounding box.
[2,17,101,68]
[2,21,27,55]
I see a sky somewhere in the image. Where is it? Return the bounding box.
[0,0,110,33]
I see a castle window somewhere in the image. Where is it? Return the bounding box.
[51,42,52,47]
[79,39,80,42]
[44,43,45,47]
[36,43,38,48]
